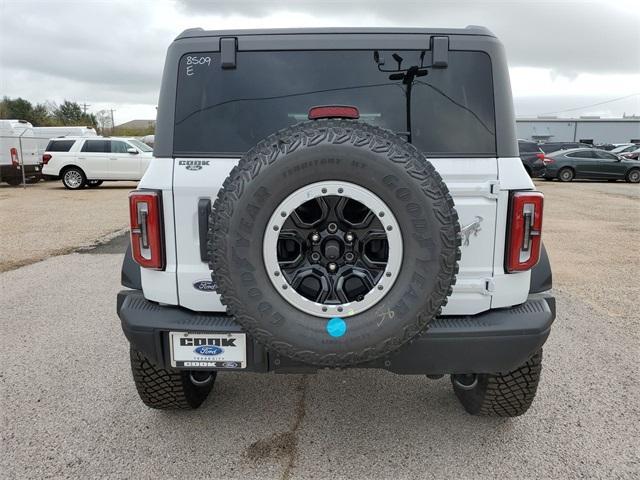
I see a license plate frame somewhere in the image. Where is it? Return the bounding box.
[169,332,247,369]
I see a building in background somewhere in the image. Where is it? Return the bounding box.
[516,117,640,144]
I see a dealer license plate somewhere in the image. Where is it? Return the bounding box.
[169,332,246,369]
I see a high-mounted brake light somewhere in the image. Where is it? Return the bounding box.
[506,191,544,273]
[129,190,165,270]
[308,105,360,120]
[42,154,52,164]
[10,148,19,167]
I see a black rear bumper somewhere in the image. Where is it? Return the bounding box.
[0,163,42,180]
[117,289,555,375]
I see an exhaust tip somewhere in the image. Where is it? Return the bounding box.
[452,374,478,390]
[189,371,214,387]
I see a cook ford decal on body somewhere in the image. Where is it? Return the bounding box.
[193,280,216,292]
[179,160,210,171]
[194,346,224,356]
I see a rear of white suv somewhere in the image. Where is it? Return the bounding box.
[117,27,555,416]
[42,137,152,189]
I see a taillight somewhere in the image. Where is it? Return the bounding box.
[542,157,554,165]
[42,154,52,164]
[129,190,165,270]
[536,152,545,161]
[10,148,19,167]
[506,191,544,273]
[308,105,359,120]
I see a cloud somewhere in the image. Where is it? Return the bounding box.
[0,0,638,122]
[178,0,640,76]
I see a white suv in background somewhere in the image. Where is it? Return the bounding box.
[42,136,153,189]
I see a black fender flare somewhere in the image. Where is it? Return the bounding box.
[121,243,142,290]
[529,243,552,293]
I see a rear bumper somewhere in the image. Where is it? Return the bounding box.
[117,290,556,375]
[0,163,42,179]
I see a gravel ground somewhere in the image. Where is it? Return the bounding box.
[1,180,639,479]
[0,181,135,272]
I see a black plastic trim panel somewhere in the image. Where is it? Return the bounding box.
[121,244,142,290]
[529,243,553,294]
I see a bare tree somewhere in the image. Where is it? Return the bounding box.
[95,109,113,134]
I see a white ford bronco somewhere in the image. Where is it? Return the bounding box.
[117,27,555,416]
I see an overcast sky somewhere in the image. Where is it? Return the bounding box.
[1,0,639,124]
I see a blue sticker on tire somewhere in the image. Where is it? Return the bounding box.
[326,317,347,337]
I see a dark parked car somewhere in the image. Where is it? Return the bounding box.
[543,148,640,182]
[538,142,593,154]
[518,140,545,177]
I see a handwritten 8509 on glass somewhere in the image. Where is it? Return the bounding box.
[185,56,212,76]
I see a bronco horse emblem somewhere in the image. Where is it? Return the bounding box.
[461,216,483,246]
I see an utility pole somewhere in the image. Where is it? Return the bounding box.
[110,109,116,135]
[82,102,91,114]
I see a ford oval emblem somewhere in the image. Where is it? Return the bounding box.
[194,346,223,356]
[193,280,216,292]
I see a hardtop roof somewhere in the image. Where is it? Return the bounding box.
[175,26,495,41]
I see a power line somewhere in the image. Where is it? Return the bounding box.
[537,93,640,115]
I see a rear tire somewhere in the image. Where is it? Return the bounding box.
[452,350,543,417]
[626,169,640,183]
[557,167,574,182]
[61,167,86,190]
[25,176,41,184]
[129,347,215,410]
[5,177,22,186]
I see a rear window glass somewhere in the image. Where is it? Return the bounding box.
[81,140,110,153]
[46,140,75,152]
[518,142,539,153]
[174,50,496,157]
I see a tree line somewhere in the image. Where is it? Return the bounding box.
[0,97,155,136]
[0,96,98,128]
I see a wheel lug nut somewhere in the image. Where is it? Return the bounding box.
[311,233,320,243]
[327,223,338,233]
[345,232,354,243]
[328,262,337,272]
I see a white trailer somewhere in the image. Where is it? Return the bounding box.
[0,120,41,185]
[32,126,97,155]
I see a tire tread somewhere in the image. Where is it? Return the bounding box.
[129,347,214,410]
[454,350,543,417]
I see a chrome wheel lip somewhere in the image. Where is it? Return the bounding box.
[263,181,403,319]
[64,170,83,188]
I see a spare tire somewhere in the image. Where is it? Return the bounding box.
[209,119,460,367]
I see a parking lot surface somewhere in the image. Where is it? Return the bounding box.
[0,181,135,272]
[1,180,639,479]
